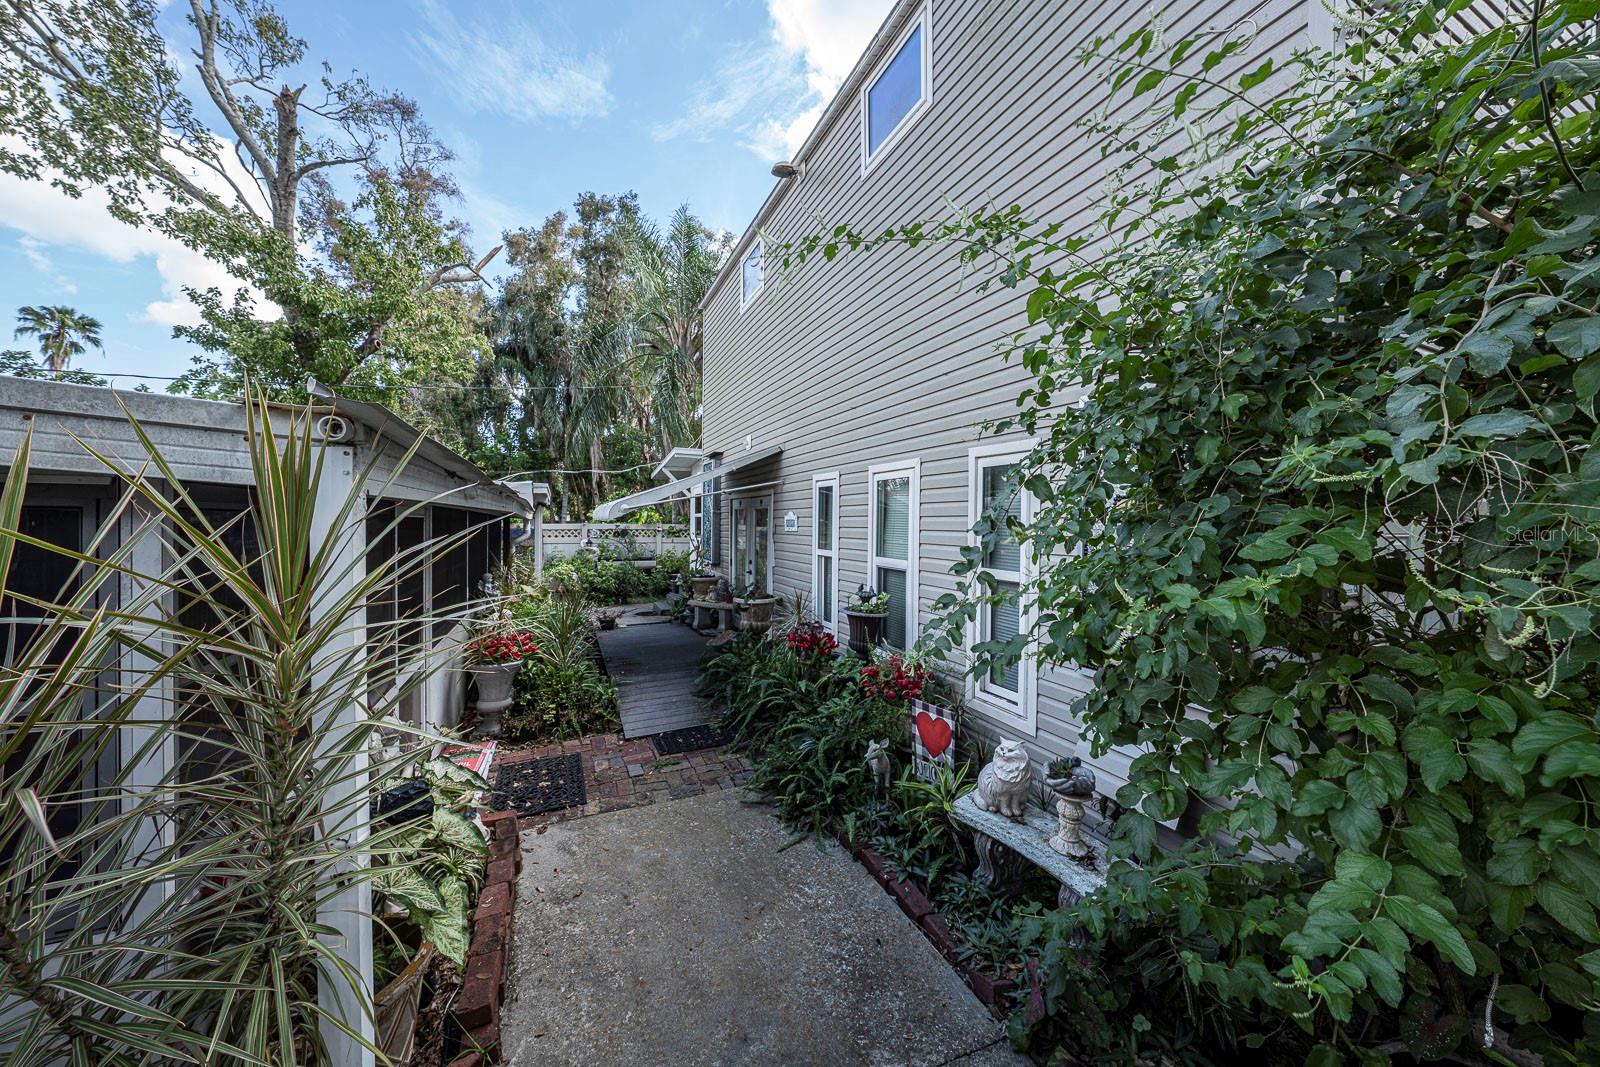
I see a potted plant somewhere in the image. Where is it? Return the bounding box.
[687,543,718,601]
[735,581,779,633]
[843,585,891,655]
[466,629,538,737]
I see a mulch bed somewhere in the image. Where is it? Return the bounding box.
[650,723,735,756]
[491,753,587,817]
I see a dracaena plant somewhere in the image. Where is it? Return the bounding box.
[0,391,481,1065]
[783,2,1600,1062]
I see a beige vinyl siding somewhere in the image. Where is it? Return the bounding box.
[700,0,1314,798]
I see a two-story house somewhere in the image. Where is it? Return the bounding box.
[598,0,1346,798]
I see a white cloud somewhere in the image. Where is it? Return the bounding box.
[654,0,894,160]
[0,137,268,329]
[409,0,612,123]
[18,237,77,295]
[768,0,894,97]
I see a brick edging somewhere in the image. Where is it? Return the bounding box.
[450,810,522,1067]
[833,829,1020,1018]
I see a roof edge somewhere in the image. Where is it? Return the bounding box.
[698,0,925,314]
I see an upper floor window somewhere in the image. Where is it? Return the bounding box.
[740,240,764,307]
[861,6,930,167]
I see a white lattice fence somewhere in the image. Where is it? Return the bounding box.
[541,523,692,562]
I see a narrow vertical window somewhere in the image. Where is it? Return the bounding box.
[868,463,919,650]
[741,239,764,307]
[813,474,838,629]
[968,448,1036,730]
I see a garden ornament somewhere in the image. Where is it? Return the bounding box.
[864,739,891,790]
[973,739,1031,820]
[1044,757,1097,861]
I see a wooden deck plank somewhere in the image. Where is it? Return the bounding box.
[598,621,716,739]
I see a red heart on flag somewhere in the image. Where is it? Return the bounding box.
[915,711,953,759]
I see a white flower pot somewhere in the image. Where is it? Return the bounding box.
[472,659,523,737]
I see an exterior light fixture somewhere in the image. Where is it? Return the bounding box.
[771,161,799,179]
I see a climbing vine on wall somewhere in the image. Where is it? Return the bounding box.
[785,2,1600,1062]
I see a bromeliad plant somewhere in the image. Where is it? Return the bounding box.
[784,2,1600,1063]
[0,392,472,1065]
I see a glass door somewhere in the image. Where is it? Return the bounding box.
[731,495,773,595]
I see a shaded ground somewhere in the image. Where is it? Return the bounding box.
[598,618,714,739]
[501,789,1027,1067]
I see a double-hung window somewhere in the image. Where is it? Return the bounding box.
[740,240,764,308]
[860,3,931,170]
[867,460,920,649]
[812,473,839,631]
[969,446,1036,731]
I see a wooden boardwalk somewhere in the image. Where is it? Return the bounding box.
[598,620,714,739]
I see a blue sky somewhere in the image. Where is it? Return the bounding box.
[0,0,892,383]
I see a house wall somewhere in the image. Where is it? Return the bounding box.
[698,0,1320,800]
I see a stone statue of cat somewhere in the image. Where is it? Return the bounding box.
[974,739,1032,819]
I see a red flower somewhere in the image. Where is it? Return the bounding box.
[474,631,539,664]
[786,623,839,658]
[859,654,926,703]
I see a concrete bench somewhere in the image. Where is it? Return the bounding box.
[952,792,1108,936]
[686,599,736,631]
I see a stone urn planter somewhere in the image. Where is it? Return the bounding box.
[843,609,888,656]
[471,659,523,738]
[688,574,718,600]
[1044,757,1098,861]
[737,595,778,633]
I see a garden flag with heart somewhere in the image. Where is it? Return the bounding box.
[908,699,957,781]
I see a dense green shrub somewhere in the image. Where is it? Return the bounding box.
[508,657,617,741]
[786,4,1600,1063]
[497,573,619,741]
[543,549,686,604]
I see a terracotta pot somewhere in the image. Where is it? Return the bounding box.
[843,610,888,656]
[471,659,523,737]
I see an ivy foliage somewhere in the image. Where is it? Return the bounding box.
[786,2,1600,1062]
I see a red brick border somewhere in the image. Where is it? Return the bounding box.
[845,836,1020,1018]
[449,809,522,1067]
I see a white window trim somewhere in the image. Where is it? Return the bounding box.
[966,442,1038,735]
[865,457,921,651]
[859,1,933,175]
[739,237,765,310]
[812,471,840,634]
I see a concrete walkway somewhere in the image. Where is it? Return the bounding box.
[598,619,713,739]
[501,789,1026,1067]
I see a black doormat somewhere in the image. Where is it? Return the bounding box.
[492,753,586,817]
[651,723,734,756]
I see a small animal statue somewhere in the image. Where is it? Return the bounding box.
[864,739,891,790]
[974,739,1032,819]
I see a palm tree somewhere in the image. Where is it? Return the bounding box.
[623,206,729,455]
[13,305,103,372]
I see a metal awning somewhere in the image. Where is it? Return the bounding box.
[591,443,782,521]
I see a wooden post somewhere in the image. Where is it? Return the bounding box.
[310,446,376,1067]
[120,493,175,928]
